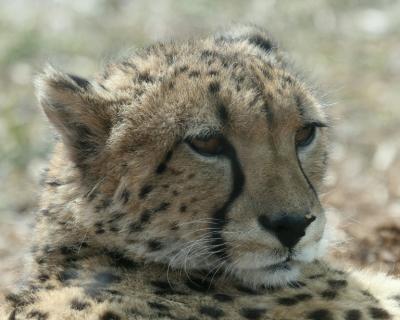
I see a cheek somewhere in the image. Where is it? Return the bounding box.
[298,144,328,189]
[141,157,232,236]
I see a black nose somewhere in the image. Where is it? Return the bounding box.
[258,213,316,248]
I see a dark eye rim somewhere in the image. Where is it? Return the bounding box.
[296,124,317,148]
[185,134,226,157]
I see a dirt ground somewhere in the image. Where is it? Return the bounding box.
[0,0,399,291]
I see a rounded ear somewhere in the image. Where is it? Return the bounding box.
[35,65,115,164]
[216,25,277,53]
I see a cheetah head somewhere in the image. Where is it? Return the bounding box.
[37,26,329,288]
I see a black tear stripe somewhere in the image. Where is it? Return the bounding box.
[295,152,319,202]
[209,139,245,260]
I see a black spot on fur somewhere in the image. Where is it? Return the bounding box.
[290,281,306,289]
[151,280,181,295]
[60,246,75,255]
[327,279,347,289]
[45,179,62,187]
[199,306,224,319]
[99,311,121,320]
[107,212,125,224]
[248,35,273,52]
[278,293,312,306]
[345,310,362,320]
[186,277,214,292]
[295,293,313,301]
[201,50,218,59]
[369,307,391,319]
[148,301,169,311]
[121,61,136,70]
[148,240,163,251]
[217,103,228,123]
[213,293,234,302]
[95,198,113,212]
[154,202,170,212]
[189,70,200,78]
[26,310,48,320]
[170,222,179,230]
[109,225,119,232]
[139,185,153,199]
[156,150,173,174]
[180,204,187,213]
[277,297,298,306]
[208,81,220,94]
[120,189,130,204]
[8,309,16,320]
[70,299,90,311]
[391,294,400,303]
[178,65,189,73]
[240,307,267,320]
[6,293,35,308]
[138,72,154,83]
[129,209,151,232]
[58,269,78,282]
[95,221,104,231]
[94,272,121,284]
[321,289,337,299]
[151,280,175,295]
[107,251,138,270]
[151,280,172,290]
[307,309,333,320]
[39,209,50,216]
[208,70,219,76]
[235,284,262,295]
[37,273,49,282]
[68,74,91,90]
[361,290,379,302]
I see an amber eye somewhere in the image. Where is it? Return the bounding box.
[295,124,316,148]
[187,136,225,156]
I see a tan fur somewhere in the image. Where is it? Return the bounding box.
[1,26,399,319]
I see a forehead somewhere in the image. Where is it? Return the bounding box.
[106,39,326,138]
[164,57,324,139]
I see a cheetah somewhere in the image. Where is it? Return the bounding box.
[1,25,400,320]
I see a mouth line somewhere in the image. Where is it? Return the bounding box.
[263,261,292,272]
[261,254,300,271]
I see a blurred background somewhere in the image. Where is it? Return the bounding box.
[1,0,399,290]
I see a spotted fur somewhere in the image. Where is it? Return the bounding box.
[1,25,400,319]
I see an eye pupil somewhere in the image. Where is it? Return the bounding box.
[296,125,316,148]
[187,136,224,156]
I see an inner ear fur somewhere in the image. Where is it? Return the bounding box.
[35,65,115,164]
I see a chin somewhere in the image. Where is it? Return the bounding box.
[230,261,302,289]
[228,238,327,289]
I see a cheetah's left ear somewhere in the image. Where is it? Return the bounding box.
[35,65,115,164]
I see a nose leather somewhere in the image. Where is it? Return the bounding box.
[258,213,316,248]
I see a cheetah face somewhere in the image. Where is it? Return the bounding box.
[37,27,329,288]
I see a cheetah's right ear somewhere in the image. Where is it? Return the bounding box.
[35,65,115,164]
